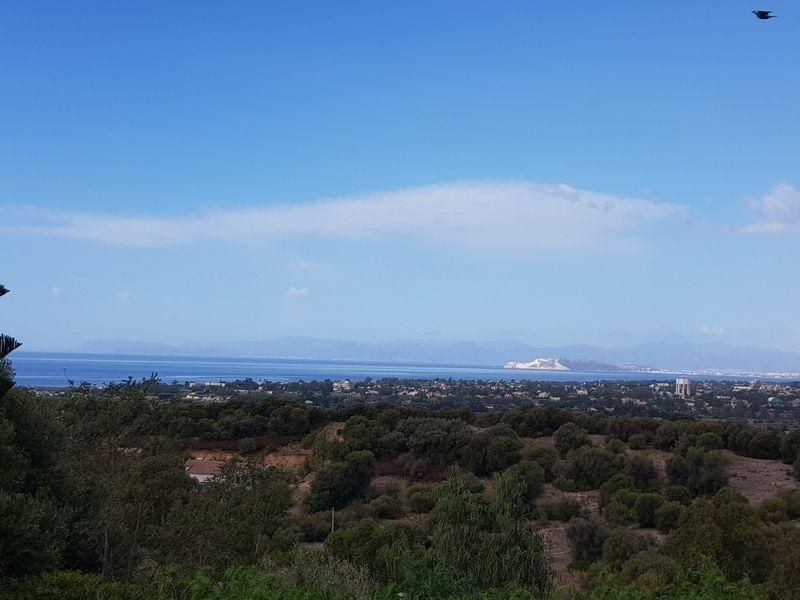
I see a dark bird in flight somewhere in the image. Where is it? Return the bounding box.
[753,10,777,19]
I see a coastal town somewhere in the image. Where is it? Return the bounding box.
[34,376,800,425]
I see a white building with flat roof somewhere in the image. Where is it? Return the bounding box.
[675,378,691,397]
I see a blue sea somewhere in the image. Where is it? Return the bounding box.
[6,351,744,388]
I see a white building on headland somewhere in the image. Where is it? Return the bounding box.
[675,378,691,397]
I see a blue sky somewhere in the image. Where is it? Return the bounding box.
[1,1,799,351]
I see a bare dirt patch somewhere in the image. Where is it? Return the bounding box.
[186,444,310,473]
[261,445,310,472]
[631,527,667,549]
[537,484,601,518]
[290,473,314,516]
[722,450,798,505]
[521,436,555,452]
[320,421,345,443]
[186,449,240,462]
[539,523,580,588]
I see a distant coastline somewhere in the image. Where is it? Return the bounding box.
[504,356,800,380]
[9,351,798,388]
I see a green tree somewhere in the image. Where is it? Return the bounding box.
[568,445,624,490]
[654,501,684,533]
[780,428,800,464]
[634,493,665,528]
[666,447,727,497]
[747,430,781,459]
[305,451,376,511]
[505,461,545,506]
[554,423,590,457]
[527,446,559,482]
[625,455,658,490]
[430,471,552,594]
[160,464,293,570]
[665,489,772,583]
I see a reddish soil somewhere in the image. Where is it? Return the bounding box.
[261,446,310,472]
[722,450,799,505]
[186,449,239,462]
[186,444,310,473]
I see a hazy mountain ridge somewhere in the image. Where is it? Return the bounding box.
[73,338,800,373]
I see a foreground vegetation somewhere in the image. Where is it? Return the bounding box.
[2,365,800,598]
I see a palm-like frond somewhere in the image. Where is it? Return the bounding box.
[0,335,22,359]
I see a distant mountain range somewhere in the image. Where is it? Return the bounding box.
[73,337,800,374]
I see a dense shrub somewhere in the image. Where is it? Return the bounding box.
[406,484,438,513]
[696,432,724,451]
[589,561,759,599]
[625,455,658,490]
[654,501,685,533]
[618,551,681,589]
[430,471,552,594]
[305,451,376,511]
[566,445,624,491]
[325,518,426,572]
[746,430,781,460]
[238,437,257,454]
[762,526,800,600]
[599,473,635,506]
[666,448,727,497]
[780,428,800,464]
[604,500,635,525]
[505,461,545,505]
[526,446,558,481]
[665,489,772,583]
[604,439,628,455]
[756,488,800,523]
[634,493,665,528]
[399,418,470,469]
[602,529,640,570]
[627,433,649,450]
[567,517,609,563]
[554,423,590,457]
[370,494,404,519]
[664,485,692,505]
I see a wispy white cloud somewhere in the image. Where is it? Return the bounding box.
[286,287,310,299]
[0,182,682,252]
[51,286,61,299]
[742,184,800,234]
[699,324,725,336]
[115,290,132,301]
